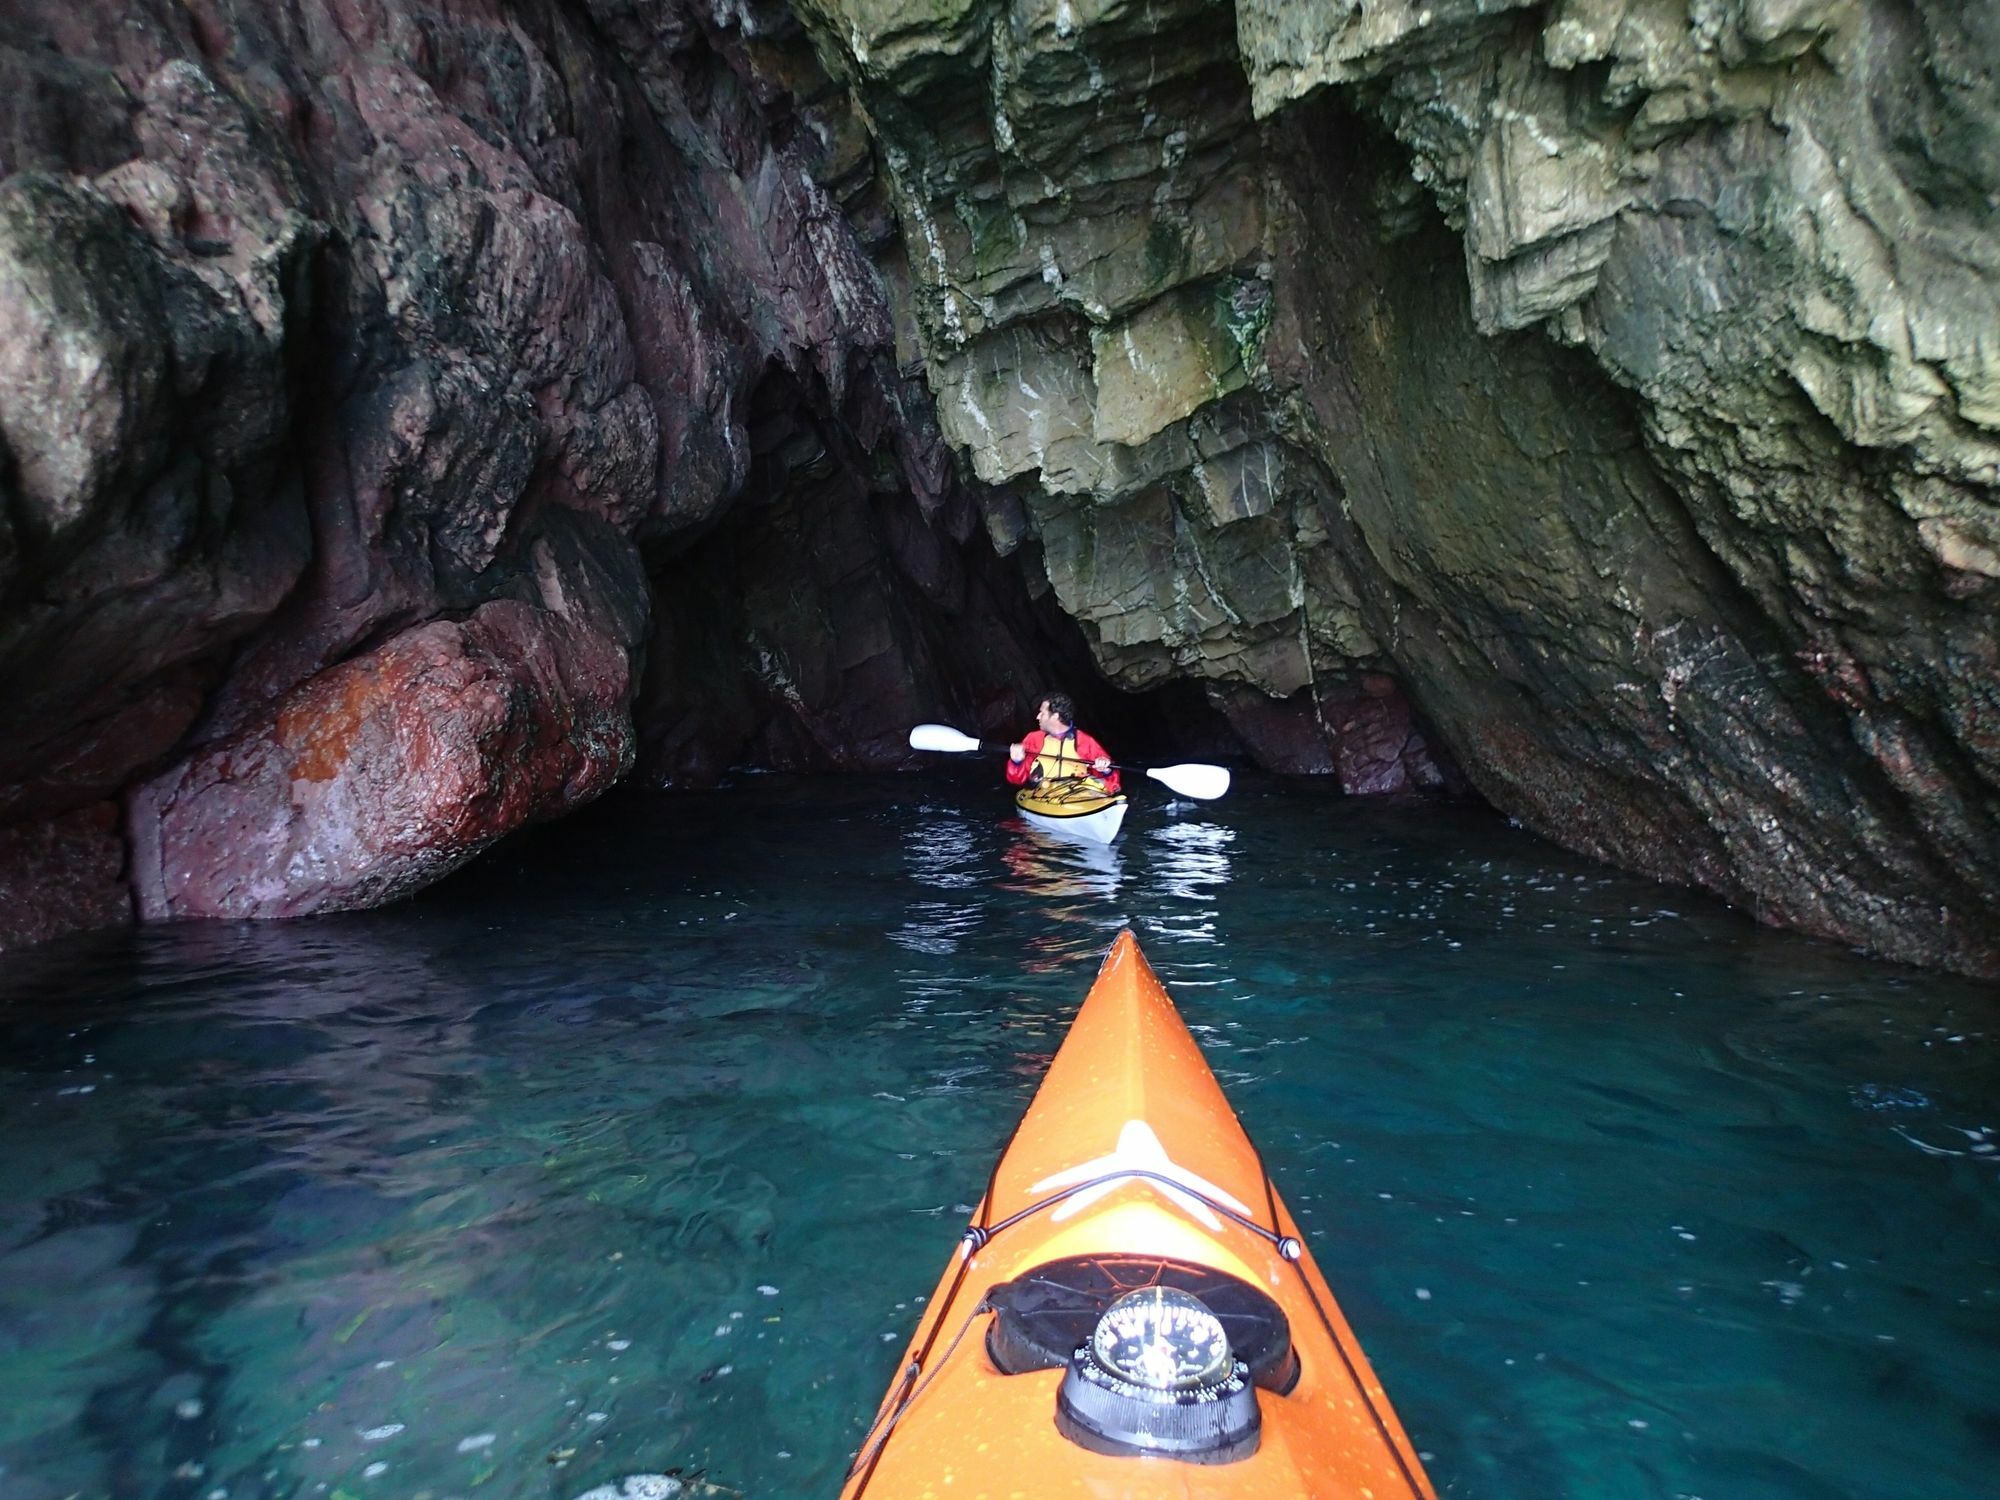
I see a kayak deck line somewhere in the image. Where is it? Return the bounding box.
[1015,778,1123,814]
[960,1162,1301,1259]
[841,930,1437,1499]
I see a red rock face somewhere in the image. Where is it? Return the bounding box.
[1204,680,1455,795]
[1328,678,1449,798]
[0,0,959,945]
[129,598,635,920]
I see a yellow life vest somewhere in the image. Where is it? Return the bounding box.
[1029,731,1097,787]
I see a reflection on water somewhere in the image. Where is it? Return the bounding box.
[997,829,1127,973]
[901,805,982,891]
[997,829,1124,902]
[894,812,992,960]
[1148,818,1235,899]
[0,770,1996,1500]
[1144,819,1235,951]
[887,900,983,957]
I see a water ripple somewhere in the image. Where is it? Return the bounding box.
[0,776,1993,1500]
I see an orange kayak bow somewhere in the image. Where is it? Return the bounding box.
[841,929,1436,1498]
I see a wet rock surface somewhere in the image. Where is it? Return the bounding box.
[785,0,1998,975]
[0,0,1993,974]
[127,516,649,919]
[0,0,1082,940]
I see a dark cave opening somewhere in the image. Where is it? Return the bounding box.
[627,360,1254,785]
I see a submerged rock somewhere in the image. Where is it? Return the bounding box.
[572,1477,683,1500]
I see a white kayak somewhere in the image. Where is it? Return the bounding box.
[1015,780,1129,844]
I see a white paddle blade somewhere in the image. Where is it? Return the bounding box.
[909,723,985,754]
[1146,763,1231,800]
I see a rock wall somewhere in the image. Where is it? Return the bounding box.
[0,0,1065,946]
[785,0,1997,975]
[0,0,1994,977]
[785,0,1453,787]
[1256,1,2000,978]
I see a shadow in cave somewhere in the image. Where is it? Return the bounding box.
[627,360,1251,783]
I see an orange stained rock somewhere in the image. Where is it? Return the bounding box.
[841,929,1436,1500]
[277,655,405,784]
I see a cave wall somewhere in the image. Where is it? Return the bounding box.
[0,0,1047,943]
[0,0,1993,977]
[632,363,1129,784]
[1257,1,2000,973]
[782,0,1998,976]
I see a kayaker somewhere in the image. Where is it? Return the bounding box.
[1007,693,1121,794]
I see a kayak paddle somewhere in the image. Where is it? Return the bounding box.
[907,723,1232,801]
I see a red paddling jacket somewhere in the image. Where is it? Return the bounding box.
[1005,728,1121,794]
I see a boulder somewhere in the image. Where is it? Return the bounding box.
[128,565,643,920]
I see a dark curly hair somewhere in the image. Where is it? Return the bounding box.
[1038,691,1076,725]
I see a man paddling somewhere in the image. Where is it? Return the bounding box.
[1007,693,1121,794]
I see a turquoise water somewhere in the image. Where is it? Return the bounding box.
[1,770,1996,1500]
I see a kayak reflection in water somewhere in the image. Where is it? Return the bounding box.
[1001,830,1124,901]
[1001,833,1126,974]
[1007,691,1120,794]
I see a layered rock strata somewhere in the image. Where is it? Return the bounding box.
[788,0,1997,975]
[786,0,1452,788]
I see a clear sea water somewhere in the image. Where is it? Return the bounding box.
[1,770,1996,1500]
